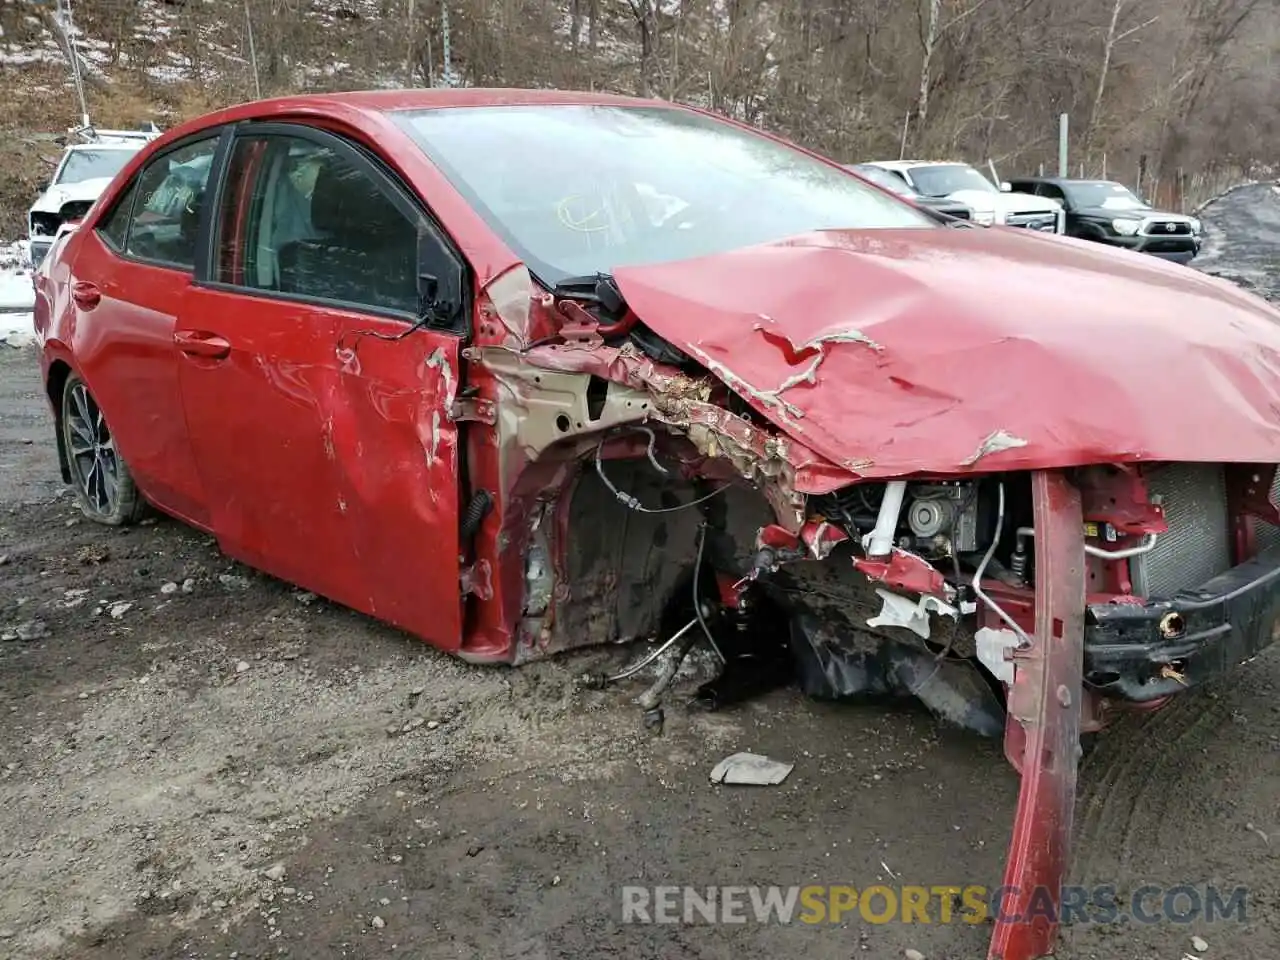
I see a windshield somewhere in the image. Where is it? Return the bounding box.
[1063,181,1149,210]
[848,165,916,197]
[55,148,136,185]
[907,164,996,197]
[393,104,932,283]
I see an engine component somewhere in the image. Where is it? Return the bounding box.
[907,497,952,538]
[907,483,979,554]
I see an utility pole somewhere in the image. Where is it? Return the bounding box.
[1058,113,1069,177]
[59,0,90,128]
[244,0,262,99]
[441,0,454,86]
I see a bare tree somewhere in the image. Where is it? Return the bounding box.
[1084,0,1159,158]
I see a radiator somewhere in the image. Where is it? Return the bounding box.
[1254,470,1280,554]
[1129,463,1233,598]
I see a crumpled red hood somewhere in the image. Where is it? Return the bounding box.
[612,227,1280,477]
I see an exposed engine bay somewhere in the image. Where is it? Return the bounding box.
[451,255,1280,960]
[468,269,1195,739]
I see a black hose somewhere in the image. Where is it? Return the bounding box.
[460,489,494,542]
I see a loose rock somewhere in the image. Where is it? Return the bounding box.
[108,601,133,620]
[370,916,385,929]
[181,578,196,594]
[160,581,179,595]
[15,619,50,642]
[904,949,926,960]
[262,863,286,882]
[236,661,251,674]
[1191,935,1209,952]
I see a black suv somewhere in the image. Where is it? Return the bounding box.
[1005,177,1201,263]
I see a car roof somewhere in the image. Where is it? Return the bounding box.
[865,160,972,170]
[144,88,694,158]
[65,141,143,152]
[1009,176,1125,187]
[240,87,669,117]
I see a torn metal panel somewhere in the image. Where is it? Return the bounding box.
[506,341,855,527]
[610,227,1280,477]
[474,345,655,499]
[1076,464,1168,534]
[460,559,493,600]
[853,547,952,600]
[478,263,538,348]
[990,470,1086,960]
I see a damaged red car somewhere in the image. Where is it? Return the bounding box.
[32,89,1280,960]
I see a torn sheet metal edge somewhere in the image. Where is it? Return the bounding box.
[709,752,795,786]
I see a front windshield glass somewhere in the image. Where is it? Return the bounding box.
[1063,181,1149,210]
[908,164,996,197]
[56,148,136,185]
[393,104,932,283]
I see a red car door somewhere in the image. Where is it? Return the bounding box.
[64,134,224,527]
[176,124,468,648]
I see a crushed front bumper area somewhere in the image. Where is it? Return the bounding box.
[1086,547,1280,701]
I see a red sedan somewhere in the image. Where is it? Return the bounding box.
[32,89,1280,960]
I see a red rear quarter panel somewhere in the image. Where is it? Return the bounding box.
[34,227,86,390]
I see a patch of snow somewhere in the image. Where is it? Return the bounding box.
[0,46,63,67]
[1,315,37,347]
[1,242,37,347]
[146,64,188,84]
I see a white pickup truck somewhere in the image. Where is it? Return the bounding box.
[27,124,162,270]
[859,160,1065,233]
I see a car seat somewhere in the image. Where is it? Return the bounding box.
[277,153,419,314]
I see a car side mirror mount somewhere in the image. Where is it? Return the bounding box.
[416,270,461,331]
[417,270,441,322]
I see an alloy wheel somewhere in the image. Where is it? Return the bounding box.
[66,382,120,515]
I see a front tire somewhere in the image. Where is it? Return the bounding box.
[61,374,146,526]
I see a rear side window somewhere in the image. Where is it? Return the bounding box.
[214,132,426,316]
[122,137,219,270]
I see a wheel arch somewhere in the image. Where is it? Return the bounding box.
[46,358,75,484]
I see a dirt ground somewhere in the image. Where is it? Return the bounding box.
[3,189,1279,960]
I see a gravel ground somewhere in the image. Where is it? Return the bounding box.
[2,191,1279,960]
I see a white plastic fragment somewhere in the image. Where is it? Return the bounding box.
[866,588,959,640]
[975,627,1020,685]
[709,752,794,786]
